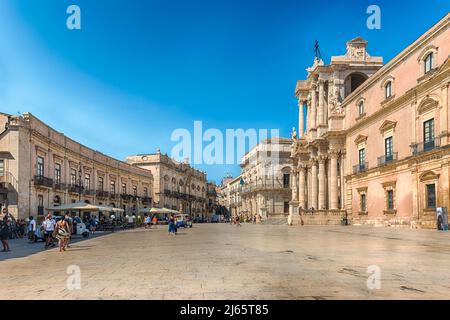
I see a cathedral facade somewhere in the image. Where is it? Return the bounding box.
[289,14,450,228]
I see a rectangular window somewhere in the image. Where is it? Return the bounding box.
[133,186,138,196]
[54,163,61,184]
[70,168,77,186]
[385,137,393,161]
[283,174,290,188]
[143,187,148,197]
[110,181,116,194]
[423,119,435,151]
[387,190,394,210]
[38,195,44,216]
[426,184,436,209]
[98,177,104,191]
[84,174,91,191]
[358,148,366,169]
[284,201,289,214]
[37,156,44,177]
[360,194,367,212]
[122,183,127,195]
[0,160,4,177]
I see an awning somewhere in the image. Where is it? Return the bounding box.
[47,201,124,213]
[138,207,180,215]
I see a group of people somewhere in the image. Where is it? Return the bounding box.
[143,214,158,229]
[231,214,263,226]
[1,209,104,254]
[41,213,72,252]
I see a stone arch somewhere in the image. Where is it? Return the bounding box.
[344,72,368,98]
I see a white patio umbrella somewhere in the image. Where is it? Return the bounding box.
[47,201,124,213]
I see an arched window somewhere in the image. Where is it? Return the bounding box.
[358,101,365,116]
[385,81,392,99]
[424,53,433,74]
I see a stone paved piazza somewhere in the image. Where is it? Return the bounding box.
[1,224,450,300]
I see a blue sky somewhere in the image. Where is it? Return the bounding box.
[0,1,448,183]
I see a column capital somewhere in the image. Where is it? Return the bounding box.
[329,149,340,159]
[318,155,327,163]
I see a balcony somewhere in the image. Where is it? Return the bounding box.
[83,189,95,196]
[53,182,66,191]
[34,175,53,188]
[109,193,118,200]
[353,162,369,175]
[96,190,109,198]
[377,153,398,166]
[121,194,132,201]
[68,184,83,194]
[142,196,152,205]
[411,138,441,155]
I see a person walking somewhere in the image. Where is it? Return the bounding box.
[28,216,37,243]
[89,216,97,234]
[152,215,158,229]
[43,214,56,249]
[0,212,12,252]
[55,218,70,252]
[144,215,151,229]
[168,215,176,235]
[64,213,73,248]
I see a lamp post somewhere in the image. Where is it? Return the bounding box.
[78,167,82,202]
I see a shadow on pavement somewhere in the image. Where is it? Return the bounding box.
[0,231,113,261]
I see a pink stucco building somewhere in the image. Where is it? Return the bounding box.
[289,13,450,228]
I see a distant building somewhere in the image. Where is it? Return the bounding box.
[220,137,293,222]
[0,112,154,220]
[239,137,293,221]
[126,152,208,219]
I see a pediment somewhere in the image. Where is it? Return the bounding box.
[419,171,440,182]
[354,134,368,145]
[418,97,439,114]
[379,120,397,133]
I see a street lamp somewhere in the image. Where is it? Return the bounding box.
[78,167,82,201]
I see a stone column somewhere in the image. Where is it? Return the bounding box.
[318,156,327,210]
[330,151,339,210]
[298,164,306,209]
[292,169,298,202]
[311,159,318,210]
[310,83,317,129]
[299,100,305,138]
[318,79,325,126]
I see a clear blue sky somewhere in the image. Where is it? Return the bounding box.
[0,0,448,183]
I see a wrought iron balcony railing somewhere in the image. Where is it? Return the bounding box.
[142,196,152,204]
[96,190,109,198]
[411,138,441,155]
[34,175,53,188]
[377,153,398,166]
[353,162,369,174]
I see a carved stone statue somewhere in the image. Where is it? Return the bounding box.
[291,127,297,141]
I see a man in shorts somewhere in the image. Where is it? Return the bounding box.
[28,216,36,243]
[43,214,56,249]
